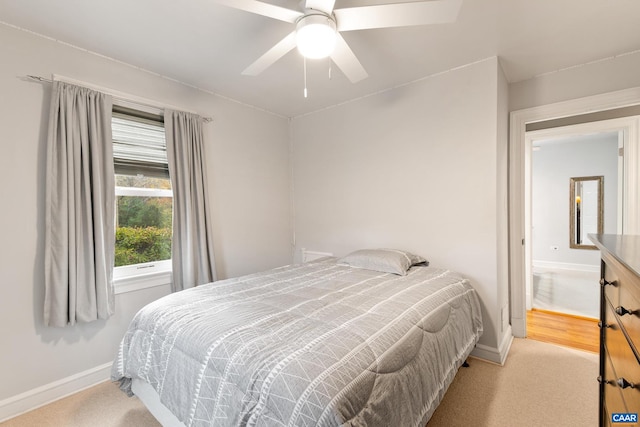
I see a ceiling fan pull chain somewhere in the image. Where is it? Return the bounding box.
[303,57,308,98]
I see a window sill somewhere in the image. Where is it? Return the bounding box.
[114,270,172,295]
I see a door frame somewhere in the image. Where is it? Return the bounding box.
[525,122,626,312]
[509,87,640,337]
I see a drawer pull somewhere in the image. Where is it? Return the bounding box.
[615,306,634,316]
[598,376,611,385]
[600,278,617,287]
[597,321,611,329]
[616,378,636,389]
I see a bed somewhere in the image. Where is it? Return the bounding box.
[112,249,483,426]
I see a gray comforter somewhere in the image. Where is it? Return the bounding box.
[112,258,483,426]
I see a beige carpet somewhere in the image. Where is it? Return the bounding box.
[0,383,160,427]
[428,338,598,427]
[1,338,598,427]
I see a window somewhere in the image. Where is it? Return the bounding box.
[112,106,172,289]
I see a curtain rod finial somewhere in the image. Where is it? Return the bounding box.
[23,75,52,83]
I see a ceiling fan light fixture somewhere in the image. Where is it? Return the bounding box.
[295,14,337,59]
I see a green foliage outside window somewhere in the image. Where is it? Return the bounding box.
[115,175,173,267]
[115,226,171,266]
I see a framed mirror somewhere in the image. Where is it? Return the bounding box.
[570,175,604,249]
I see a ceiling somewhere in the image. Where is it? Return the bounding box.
[2,0,639,117]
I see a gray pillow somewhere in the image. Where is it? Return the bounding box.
[338,249,428,276]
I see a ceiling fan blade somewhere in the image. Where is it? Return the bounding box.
[212,0,303,23]
[335,0,462,32]
[242,31,298,76]
[305,0,336,14]
[329,33,368,83]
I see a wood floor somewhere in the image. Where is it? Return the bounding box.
[526,308,599,353]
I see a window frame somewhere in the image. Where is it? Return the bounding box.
[112,105,173,294]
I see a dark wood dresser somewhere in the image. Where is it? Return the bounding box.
[590,234,640,426]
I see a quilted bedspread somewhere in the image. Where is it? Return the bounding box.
[112,258,483,427]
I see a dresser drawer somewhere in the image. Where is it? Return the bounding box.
[603,252,640,356]
[603,348,628,418]
[605,300,640,411]
[618,282,640,357]
[602,256,621,307]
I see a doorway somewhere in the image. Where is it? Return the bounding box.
[527,129,620,320]
[509,90,640,338]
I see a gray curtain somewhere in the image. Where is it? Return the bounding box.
[165,110,217,291]
[44,81,115,327]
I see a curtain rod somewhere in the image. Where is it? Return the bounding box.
[24,75,213,123]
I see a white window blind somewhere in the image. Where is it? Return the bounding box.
[112,112,168,178]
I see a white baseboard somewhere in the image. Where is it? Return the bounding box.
[471,326,514,366]
[532,260,599,273]
[512,316,526,338]
[0,362,112,423]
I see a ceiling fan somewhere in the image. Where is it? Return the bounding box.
[212,0,463,83]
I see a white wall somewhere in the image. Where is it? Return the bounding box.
[0,22,291,411]
[291,57,510,362]
[496,61,510,339]
[532,135,619,266]
[510,50,640,111]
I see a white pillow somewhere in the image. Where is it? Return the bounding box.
[338,249,427,276]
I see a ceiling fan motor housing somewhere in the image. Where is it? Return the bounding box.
[295,13,337,59]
